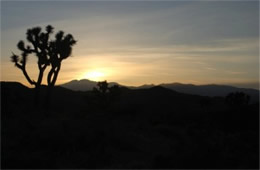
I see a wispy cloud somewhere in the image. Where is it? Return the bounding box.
[1,1,258,87]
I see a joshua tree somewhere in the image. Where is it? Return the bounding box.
[47,31,76,88]
[45,30,76,108]
[11,25,76,106]
[11,25,54,105]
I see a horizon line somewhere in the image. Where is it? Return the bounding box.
[1,79,259,90]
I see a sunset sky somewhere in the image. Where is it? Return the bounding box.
[1,1,259,89]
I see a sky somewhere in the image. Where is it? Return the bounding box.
[1,1,259,89]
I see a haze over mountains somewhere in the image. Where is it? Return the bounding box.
[60,79,259,102]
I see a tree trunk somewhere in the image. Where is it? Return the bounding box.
[44,86,52,117]
[33,84,40,107]
[45,65,61,115]
[33,68,44,107]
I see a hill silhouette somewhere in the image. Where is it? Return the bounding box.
[61,79,119,91]
[161,82,258,96]
[60,79,259,103]
[1,81,259,169]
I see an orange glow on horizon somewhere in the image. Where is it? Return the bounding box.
[81,70,107,81]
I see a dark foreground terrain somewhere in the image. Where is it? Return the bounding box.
[1,82,259,169]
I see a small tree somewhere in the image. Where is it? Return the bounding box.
[11,25,76,106]
[92,81,121,108]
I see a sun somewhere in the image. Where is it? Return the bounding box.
[83,70,105,81]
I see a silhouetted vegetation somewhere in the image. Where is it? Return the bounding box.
[92,81,121,108]
[1,82,259,169]
[4,27,260,168]
[225,91,250,107]
[11,25,76,107]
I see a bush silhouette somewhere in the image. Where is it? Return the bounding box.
[92,81,121,108]
[225,92,250,107]
[108,84,121,101]
[11,25,76,107]
[94,81,109,94]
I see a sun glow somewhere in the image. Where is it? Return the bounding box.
[83,70,106,81]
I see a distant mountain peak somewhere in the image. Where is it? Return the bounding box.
[59,79,259,103]
[60,79,120,91]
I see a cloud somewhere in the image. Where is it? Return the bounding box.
[1,1,258,86]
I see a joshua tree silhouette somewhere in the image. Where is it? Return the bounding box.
[47,30,76,87]
[45,30,76,109]
[11,25,76,106]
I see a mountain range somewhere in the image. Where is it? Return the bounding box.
[60,79,259,102]
[2,80,259,169]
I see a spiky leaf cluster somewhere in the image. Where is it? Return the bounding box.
[49,31,76,64]
[11,25,76,87]
[26,26,54,66]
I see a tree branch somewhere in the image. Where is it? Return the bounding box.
[21,67,36,86]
